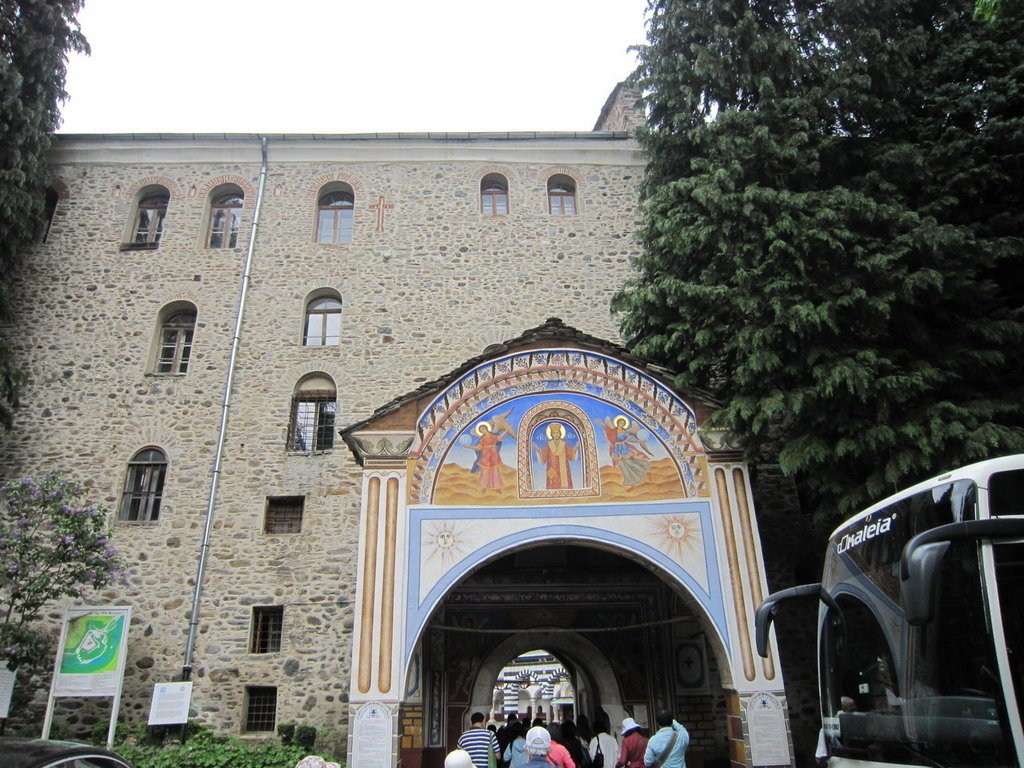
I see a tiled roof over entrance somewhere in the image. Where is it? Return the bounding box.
[340,318,718,464]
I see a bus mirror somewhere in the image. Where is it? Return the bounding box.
[899,518,1024,624]
[754,583,828,658]
[902,541,950,625]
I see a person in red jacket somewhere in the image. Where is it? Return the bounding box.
[616,718,648,768]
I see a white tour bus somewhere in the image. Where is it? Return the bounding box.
[756,455,1024,766]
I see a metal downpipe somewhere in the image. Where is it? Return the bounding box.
[182,135,269,680]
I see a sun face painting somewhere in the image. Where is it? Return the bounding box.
[431,393,688,506]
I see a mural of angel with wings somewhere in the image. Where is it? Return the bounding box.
[601,414,653,486]
[463,409,516,490]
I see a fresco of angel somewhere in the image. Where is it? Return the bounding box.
[601,414,653,486]
[462,409,515,490]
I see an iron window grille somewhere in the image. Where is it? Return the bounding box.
[250,606,284,653]
[265,496,304,534]
[288,391,336,452]
[244,686,277,732]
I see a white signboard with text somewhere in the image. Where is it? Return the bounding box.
[0,664,15,719]
[746,691,791,767]
[148,681,193,725]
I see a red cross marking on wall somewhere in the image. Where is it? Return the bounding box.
[370,195,394,233]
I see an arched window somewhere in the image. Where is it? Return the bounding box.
[547,175,577,215]
[155,305,197,374]
[119,448,167,521]
[481,174,509,216]
[208,187,244,248]
[317,185,355,244]
[129,188,169,247]
[288,375,337,452]
[303,294,342,346]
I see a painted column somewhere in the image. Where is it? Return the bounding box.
[701,428,793,768]
[347,431,416,768]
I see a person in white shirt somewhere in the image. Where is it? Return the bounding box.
[589,717,618,767]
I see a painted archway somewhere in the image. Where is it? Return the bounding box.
[342,320,790,768]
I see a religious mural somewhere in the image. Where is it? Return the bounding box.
[432,393,693,506]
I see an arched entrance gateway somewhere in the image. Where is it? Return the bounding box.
[341,320,791,768]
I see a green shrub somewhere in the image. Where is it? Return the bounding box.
[113,724,338,768]
[294,724,317,750]
[278,721,296,745]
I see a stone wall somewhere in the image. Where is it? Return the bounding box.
[0,133,645,738]
[593,82,646,133]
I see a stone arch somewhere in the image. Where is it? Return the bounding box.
[473,164,518,184]
[537,165,583,187]
[196,173,256,202]
[402,526,734,695]
[307,170,367,202]
[282,362,346,395]
[152,289,202,311]
[467,632,624,726]
[124,175,183,199]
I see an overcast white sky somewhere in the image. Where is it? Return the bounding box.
[59,0,649,135]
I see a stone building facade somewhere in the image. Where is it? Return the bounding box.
[1,87,818,767]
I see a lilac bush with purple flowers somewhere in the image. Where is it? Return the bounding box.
[0,473,127,669]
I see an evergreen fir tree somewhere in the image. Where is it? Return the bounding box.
[615,0,1024,519]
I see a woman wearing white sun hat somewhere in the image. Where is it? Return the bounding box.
[616,717,648,768]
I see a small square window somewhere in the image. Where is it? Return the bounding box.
[251,606,284,653]
[265,496,304,534]
[244,686,277,732]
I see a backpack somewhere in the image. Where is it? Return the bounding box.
[579,738,593,768]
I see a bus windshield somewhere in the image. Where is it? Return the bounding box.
[820,472,1023,767]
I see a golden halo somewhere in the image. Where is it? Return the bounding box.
[473,421,492,436]
[613,415,629,429]
[545,422,565,439]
